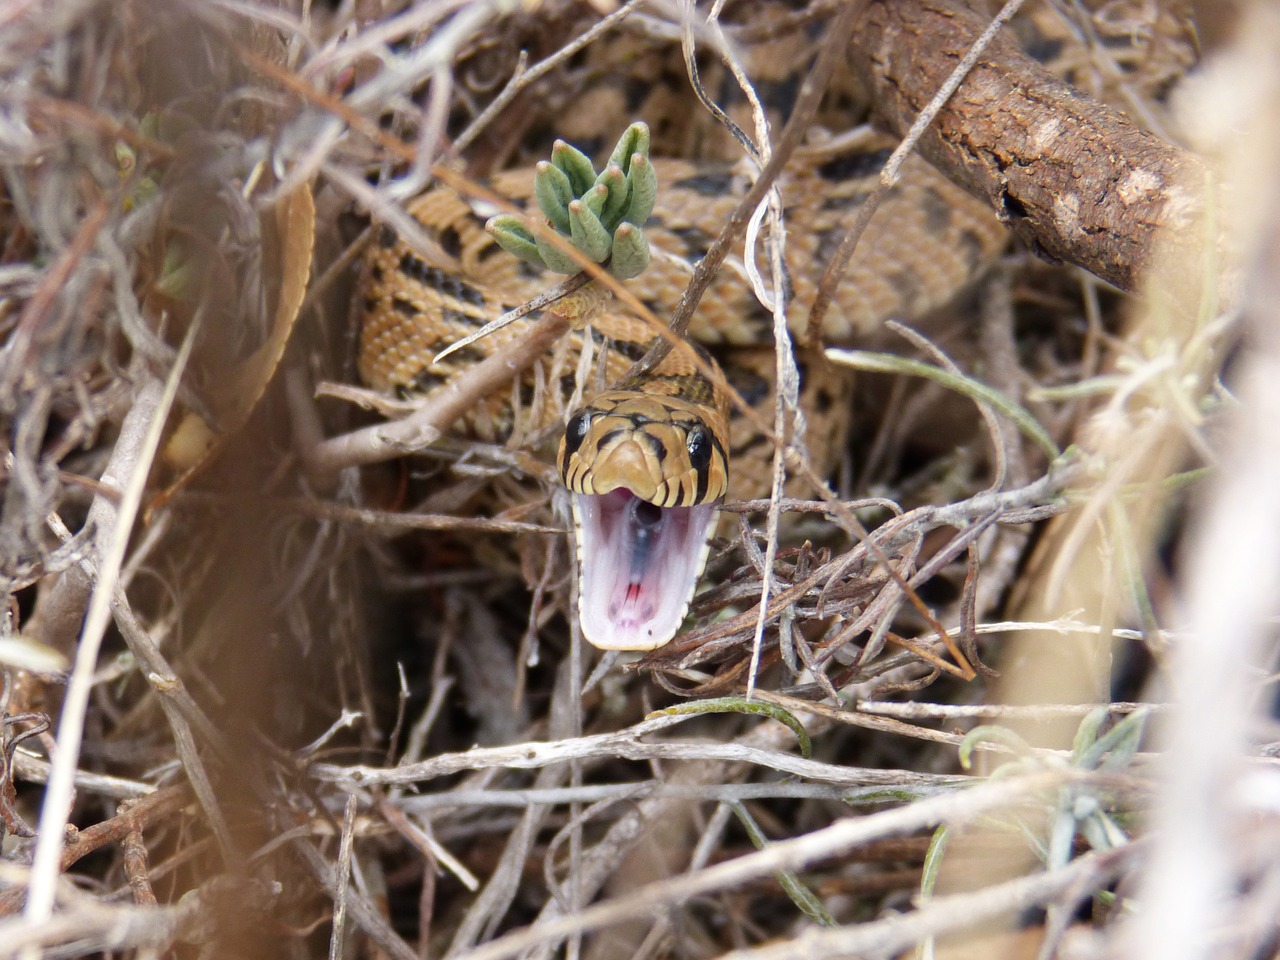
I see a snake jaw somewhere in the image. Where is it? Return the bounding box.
[571,489,717,650]
[559,391,729,649]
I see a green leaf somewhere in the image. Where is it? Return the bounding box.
[606,121,650,177]
[625,153,657,225]
[919,824,949,900]
[916,825,950,960]
[567,199,611,262]
[647,695,811,758]
[608,223,649,280]
[596,164,630,229]
[534,160,572,233]
[1070,706,1110,764]
[485,215,544,267]
[552,138,596,195]
[534,229,580,274]
[958,724,1033,770]
[1079,708,1149,772]
[732,803,835,927]
[581,182,608,219]
[1047,788,1084,869]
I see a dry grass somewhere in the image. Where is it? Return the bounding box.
[1,1,1277,958]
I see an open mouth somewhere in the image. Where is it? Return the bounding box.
[571,488,718,650]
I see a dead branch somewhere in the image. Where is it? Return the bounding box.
[850,0,1208,295]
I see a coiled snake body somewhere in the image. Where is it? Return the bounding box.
[359,138,1007,649]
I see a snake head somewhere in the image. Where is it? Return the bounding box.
[557,392,729,650]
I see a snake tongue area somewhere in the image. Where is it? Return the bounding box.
[572,489,717,650]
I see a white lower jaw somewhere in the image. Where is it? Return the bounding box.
[571,489,718,651]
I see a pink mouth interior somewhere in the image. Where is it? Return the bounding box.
[573,488,717,650]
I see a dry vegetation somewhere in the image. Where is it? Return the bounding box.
[1,0,1279,958]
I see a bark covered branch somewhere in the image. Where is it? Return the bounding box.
[850,0,1208,295]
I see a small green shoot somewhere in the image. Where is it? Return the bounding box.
[486,121,657,280]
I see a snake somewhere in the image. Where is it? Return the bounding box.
[357,127,1008,651]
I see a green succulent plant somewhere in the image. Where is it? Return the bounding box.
[485,122,656,281]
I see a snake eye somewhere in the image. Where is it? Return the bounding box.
[563,411,593,458]
[685,425,712,471]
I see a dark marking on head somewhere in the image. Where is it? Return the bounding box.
[438,225,462,259]
[598,427,627,449]
[370,264,384,283]
[693,458,709,505]
[392,296,419,318]
[920,187,954,235]
[818,148,891,183]
[640,430,668,463]
[813,387,834,414]
[378,225,399,249]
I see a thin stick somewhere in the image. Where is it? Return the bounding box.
[23,325,198,925]
[432,273,590,365]
[122,829,157,907]
[307,313,570,474]
[328,793,359,960]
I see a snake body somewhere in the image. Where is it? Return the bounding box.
[359,137,1007,648]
